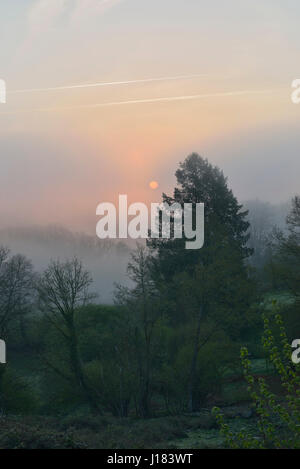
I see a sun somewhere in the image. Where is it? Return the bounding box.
[149,181,159,190]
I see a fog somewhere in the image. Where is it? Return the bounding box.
[0,198,292,303]
[0,225,132,304]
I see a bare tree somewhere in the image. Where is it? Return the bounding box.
[37,257,101,413]
[0,249,35,339]
[0,248,35,402]
[115,246,160,417]
[287,195,300,233]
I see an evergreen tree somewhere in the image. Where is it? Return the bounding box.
[149,154,255,411]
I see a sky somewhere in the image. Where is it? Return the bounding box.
[0,0,299,233]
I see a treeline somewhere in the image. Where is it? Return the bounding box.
[0,154,299,419]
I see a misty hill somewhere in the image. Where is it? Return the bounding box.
[0,200,292,300]
[0,225,132,304]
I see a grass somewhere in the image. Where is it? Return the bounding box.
[0,408,259,449]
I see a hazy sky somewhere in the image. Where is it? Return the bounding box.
[0,0,299,232]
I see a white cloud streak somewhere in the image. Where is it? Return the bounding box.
[1,88,285,115]
[84,88,285,108]
[9,74,215,94]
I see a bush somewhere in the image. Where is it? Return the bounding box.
[0,367,38,414]
[0,418,86,449]
[214,309,300,449]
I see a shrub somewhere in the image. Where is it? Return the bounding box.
[213,309,300,448]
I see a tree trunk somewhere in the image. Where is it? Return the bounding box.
[140,338,151,417]
[0,365,6,412]
[69,323,101,414]
[187,307,202,412]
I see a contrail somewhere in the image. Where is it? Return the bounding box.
[85,88,282,108]
[0,88,284,114]
[9,74,213,94]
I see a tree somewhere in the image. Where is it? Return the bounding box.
[243,200,276,270]
[0,248,35,408]
[149,154,254,411]
[278,196,300,297]
[115,245,161,417]
[286,195,300,230]
[0,249,35,340]
[265,196,300,336]
[267,196,300,296]
[149,153,251,276]
[37,257,100,413]
[214,308,300,449]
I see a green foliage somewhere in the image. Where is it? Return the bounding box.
[0,157,298,449]
[214,309,300,448]
[0,367,37,414]
[0,417,86,449]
